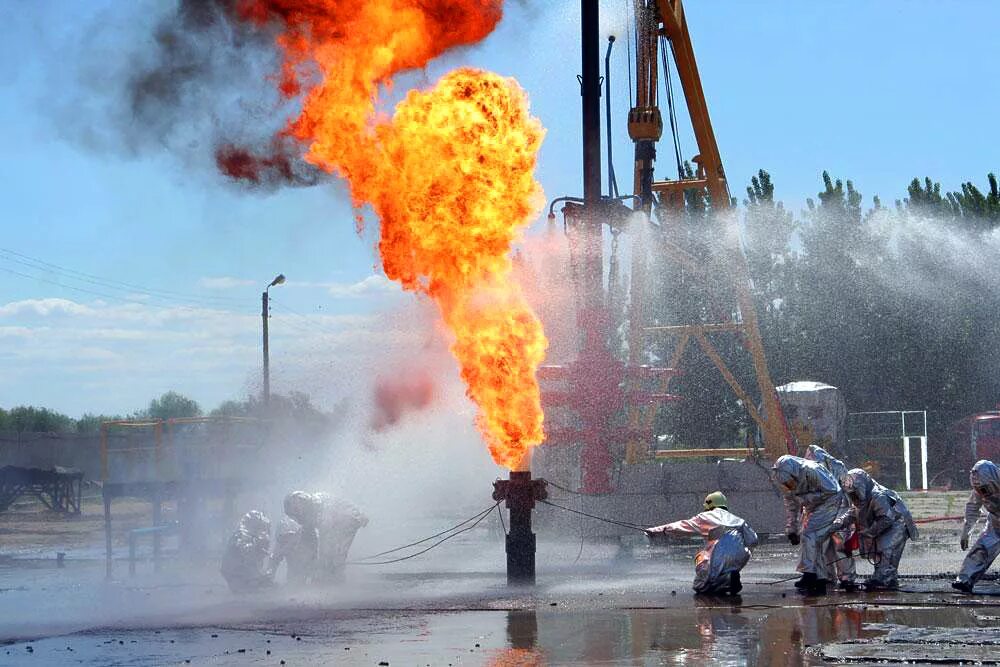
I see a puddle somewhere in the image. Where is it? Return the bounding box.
[5,600,1000,666]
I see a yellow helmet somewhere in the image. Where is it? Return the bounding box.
[704,491,728,511]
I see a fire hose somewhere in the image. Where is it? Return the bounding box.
[538,499,650,532]
[348,501,501,565]
[913,515,963,524]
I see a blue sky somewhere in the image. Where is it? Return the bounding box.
[1,0,997,417]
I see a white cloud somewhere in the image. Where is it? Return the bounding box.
[0,297,93,317]
[198,276,255,289]
[0,296,423,416]
[0,326,37,338]
[326,274,400,298]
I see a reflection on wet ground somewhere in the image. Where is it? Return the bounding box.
[4,596,1000,666]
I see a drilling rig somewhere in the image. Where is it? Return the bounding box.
[535,0,794,536]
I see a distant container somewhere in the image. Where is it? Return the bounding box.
[773,381,848,456]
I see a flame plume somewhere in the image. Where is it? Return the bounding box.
[236,0,547,468]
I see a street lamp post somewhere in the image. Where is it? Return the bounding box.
[262,273,285,407]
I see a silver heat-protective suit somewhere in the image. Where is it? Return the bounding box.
[269,491,322,584]
[220,510,274,594]
[648,508,759,594]
[772,455,841,581]
[840,468,916,589]
[956,459,1000,588]
[805,445,857,585]
[312,493,368,582]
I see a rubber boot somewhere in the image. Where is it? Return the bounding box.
[729,571,742,596]
[951,580,974,594]
[863,578,898,592]
[794,572,816,589]
[838,580,860,592]
[805,578,828,595]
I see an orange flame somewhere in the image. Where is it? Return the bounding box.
[238,0,547,468]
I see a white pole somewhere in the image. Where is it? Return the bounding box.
[923,410,929,490]
[920,436,928,490]
[901,412,910,490]
[902,436,912,491]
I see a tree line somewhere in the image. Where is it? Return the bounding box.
[0,390,332,434]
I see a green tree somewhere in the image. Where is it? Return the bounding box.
[948,173,1000,230]
[740,170,803,395]
[75,413,124,434]
[793,172,881,409]
[140,391,202,420]
[210,391,333,426]
[903,173,1000,231]
[903,177,957,219]
[0,406,76,433]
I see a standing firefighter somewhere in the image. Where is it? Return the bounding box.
[220,510,274,594]
[646,491,758,596]
[805,444,859,591]
[771,455,841,594]
[953,459,1000,593]
[839,468,918,591]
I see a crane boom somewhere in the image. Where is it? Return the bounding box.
[629,0,795,459]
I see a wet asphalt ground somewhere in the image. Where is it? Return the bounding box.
[1,532,999,666]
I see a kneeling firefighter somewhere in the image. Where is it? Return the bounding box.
[838,468,918,591]
[646,491,759,595]
[312,493,368,582]
[220,510,274,594]
[953,459,1000,593]
[771,455,841,594]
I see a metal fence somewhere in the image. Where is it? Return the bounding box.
[847,411,927,490]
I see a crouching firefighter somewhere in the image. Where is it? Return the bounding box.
[771,455,841,595]
[269,491,322,585]
[646,492,759,596]
[220,510,274,594]
[953,459,1000,593]
[839,468,918,591]
[805,444,860,591]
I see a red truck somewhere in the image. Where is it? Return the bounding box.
[945,409,1000,487]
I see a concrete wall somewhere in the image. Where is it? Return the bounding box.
[0,432,103,479]
[536,459,787,537]
[0,423,270,484]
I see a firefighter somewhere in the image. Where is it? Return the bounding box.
[838,468,917,591]
[646,491,759,596]
[312,493,368,582]
[771,455,841,594]
[269,491,322,584]
[805,444,859,591]
[220,510,274,594]
[953,459,1000,593]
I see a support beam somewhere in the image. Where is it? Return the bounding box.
[104,490,113,579]
[654,447,756,459]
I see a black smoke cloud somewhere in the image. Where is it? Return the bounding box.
[58,0,322,190]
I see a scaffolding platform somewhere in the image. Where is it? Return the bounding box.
[0,465,84,514]
[99,417,264,577]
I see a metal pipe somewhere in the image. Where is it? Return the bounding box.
[493,470,548,585]
[581,0,602,205]
[261,290,270,406]
[604,36,618,198]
